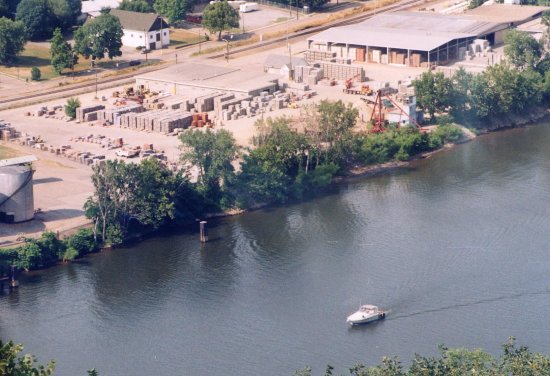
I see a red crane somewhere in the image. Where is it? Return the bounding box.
[367,89,422,133]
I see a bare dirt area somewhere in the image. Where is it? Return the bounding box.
[0,142,93,246]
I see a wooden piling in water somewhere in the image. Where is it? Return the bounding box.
[200,221,208,243]
[9,265,18,288]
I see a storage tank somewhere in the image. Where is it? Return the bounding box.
[0,165,34,223]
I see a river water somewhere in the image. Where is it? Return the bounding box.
[2,124,550,375]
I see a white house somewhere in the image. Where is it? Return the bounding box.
[110,9,170,50]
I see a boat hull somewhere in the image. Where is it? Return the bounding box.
[347,312,385,326]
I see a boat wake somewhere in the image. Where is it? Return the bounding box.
[386,288,550,321]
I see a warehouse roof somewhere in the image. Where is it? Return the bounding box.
[136,63,280,94]
[308,11,505,52]
[465,4,548,25]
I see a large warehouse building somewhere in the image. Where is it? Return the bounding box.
[307,5,546,67]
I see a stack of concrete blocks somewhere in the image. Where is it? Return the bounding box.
[286,82,311,97]
[312,62,364,82]
[76,104,105,122]
[97,104,143,125]
[333,58,351,65]
[119,110,193,133]
[194,92,223,113]
[305,50,337,64]
[294,65,323,85]
[119,110,164,131]
[0,122,16,141]
[215,93,252,121]
[154,111,194,133]
[469,39,490,55]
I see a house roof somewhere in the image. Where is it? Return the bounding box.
[308,11,505,52]
[264,54,307,69]
[110,9,169,31]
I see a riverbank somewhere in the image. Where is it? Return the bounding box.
[1,113,544,271]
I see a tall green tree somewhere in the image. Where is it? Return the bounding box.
[50,27,76,74]
[153,0,192,23]
[179,129,237,207]
[15,0,54,39]
[119,0,153,12]
[0,17,26,63]
[0,0,9,17]
[317,99,357,166]
[85,159,183,243]
[504,29,542,70]
[449,67,474,119]
[412,71,453,122]
[201,0,239,41]
[74,12,123,60]
[48,0,81,30]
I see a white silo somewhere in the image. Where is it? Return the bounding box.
[0,165,34,223]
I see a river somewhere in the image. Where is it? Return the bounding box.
[2,124,550,375]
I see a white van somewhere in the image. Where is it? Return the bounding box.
[239,2,258,12]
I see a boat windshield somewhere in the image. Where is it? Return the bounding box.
[360,305,377,312]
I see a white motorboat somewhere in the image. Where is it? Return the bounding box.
[346,304,386,325]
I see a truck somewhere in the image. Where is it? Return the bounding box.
[239,2,258,12]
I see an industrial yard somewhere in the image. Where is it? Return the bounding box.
[1,2,548,245]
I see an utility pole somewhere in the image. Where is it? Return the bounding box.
[95,70,98,99]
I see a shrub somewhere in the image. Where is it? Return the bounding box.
[15,241,43,270]
[66,228,97,256]
[429,124,464,147]
[65,97,81,118]
[30,67,41,81]
[62,247,79,262]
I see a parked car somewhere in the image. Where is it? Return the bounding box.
[129,60,141,66]
[140,49,150,54]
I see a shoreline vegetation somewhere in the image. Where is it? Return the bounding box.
[3,336,550,376]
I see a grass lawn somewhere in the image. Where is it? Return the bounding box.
[0,145,22,160]
[0,43,118,81]
[169,28,207,47]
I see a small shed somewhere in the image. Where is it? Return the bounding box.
[264,54,307,76]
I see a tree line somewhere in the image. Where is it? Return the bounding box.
[1,337,548,375]
[295,338,550,376]
[0,0,80,37]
